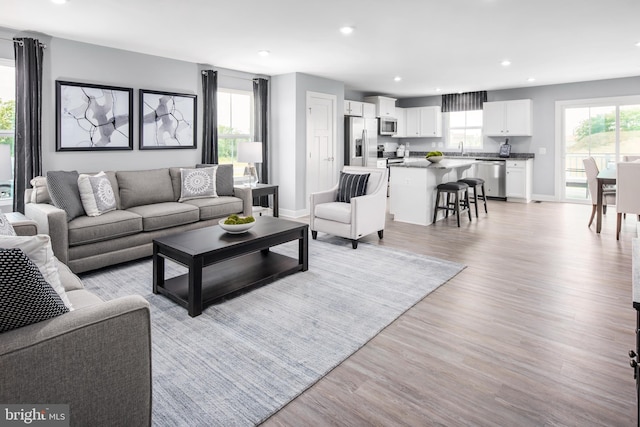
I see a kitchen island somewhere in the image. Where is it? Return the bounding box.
[389,158,478,226]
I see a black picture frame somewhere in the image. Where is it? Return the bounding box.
[139,89,197,150]
[56,80,133,151]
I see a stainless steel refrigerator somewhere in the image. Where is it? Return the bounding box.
[344,116,378,167]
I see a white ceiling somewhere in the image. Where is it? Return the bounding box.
[2,0,640,99]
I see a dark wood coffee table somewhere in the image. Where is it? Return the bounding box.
[152,216,308,317]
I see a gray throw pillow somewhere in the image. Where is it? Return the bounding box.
[77,172,117,216]
[46,170,86,221]
[179,167,218,201]
[0,248,69,333]
[117,168,175,210]
[197,164,234,196]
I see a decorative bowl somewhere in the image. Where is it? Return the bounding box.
[218,218,256,234]
[426,156,444,163]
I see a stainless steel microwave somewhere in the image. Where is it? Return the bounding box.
[378,117,397,136]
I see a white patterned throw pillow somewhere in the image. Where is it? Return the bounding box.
[179,167,218,202]
[78,172,117,217]
[0,213,16,236]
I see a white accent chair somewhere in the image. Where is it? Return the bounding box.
[310,166,388,249]
[616,161,640,240]
[583,157,616,227]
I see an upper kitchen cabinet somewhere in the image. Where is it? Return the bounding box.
[344,100,364,116]
[363,102,376,118]
[394,107,406,138]
[405,106,442,137]
[364,96,397,117]
[483,99,532,136]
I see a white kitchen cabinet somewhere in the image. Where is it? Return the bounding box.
[506,159,533,202]
[404,106,442,137]
[419,106,442,137]
[344,100,363,116]
[483,99,532,136]
[363,102,376,118]
[364,96,397,117]
[394,107,406,138]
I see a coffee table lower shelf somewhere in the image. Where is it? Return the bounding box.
[156,251,301,312]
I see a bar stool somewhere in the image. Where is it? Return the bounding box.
[457,177,488,218]
[433,182,472,227]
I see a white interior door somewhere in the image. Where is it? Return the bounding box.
[306,91,336,209]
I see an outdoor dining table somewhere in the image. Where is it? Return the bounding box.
[596,168,616,233]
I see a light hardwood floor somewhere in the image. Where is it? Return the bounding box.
[262,200,636,426]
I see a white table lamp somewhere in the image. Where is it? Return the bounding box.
[237,141,263,187]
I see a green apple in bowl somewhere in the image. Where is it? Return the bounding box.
[426,151,444,163]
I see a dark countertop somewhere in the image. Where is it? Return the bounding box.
[408,151,535,160]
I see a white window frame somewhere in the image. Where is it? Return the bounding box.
[0,59,15,208]
[217,88,254,177]
[444,110,483,150]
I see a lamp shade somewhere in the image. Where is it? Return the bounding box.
[237,141,263,163]
[0,144,11,181]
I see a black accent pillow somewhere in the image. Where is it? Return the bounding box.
[0,248,69,333]
[336,172,370,203]
[197,164,234,196]
[46,170,86,221]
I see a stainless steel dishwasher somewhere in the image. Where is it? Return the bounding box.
[475,159,506,199]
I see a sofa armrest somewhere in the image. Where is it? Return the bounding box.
[0,295,151,427]
[233,186,254,217]
[5,212,38,236]
[24,202,69,264]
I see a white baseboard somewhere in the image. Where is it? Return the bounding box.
[531,193,558,202]
[279,208,309,218]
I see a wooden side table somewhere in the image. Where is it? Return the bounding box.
[249,184,279,217]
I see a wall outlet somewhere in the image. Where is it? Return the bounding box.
[431,142,436,147]
[538,147,547,155]
[437,141,443,148]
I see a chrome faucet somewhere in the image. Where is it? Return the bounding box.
[459,141,464,156]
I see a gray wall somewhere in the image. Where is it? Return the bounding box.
[271,72,344,216]
[391,76,640,197]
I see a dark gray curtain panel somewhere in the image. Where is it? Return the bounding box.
[253,78,269,206]
[13,38,44,214]
[201,70,218,164]
[441,91,487,112]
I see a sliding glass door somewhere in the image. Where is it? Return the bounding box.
[561,97,640,201]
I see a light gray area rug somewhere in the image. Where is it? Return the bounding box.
[81,237,464,426]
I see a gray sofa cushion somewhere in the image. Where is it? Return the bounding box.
[183,196,243,220]
[117,168,175,209]
[47,170,86,221]
[197,164,234,196]
[127,202,199,231]
[68,210,143,247]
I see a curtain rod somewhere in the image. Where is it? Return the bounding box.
[201,71,267,82]
[0,37,47,48]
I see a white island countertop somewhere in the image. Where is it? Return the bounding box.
[390,158,478,169]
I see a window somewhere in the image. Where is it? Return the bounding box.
[0,62,15,204]
[560,96,640,201]
[445,110,483,150]
[217,89,253,177]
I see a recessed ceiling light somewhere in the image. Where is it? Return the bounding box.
[51,0,68,4]
[340,26,354,35]
[258,50,270,57]
[636,41,640,47]
[501,60,511,67]
[527,77,536,82]
[394,76,402,82]
[435,88,442,92]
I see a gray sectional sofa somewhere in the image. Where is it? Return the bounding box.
[25,166,252,273]
[0,217,152,426]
